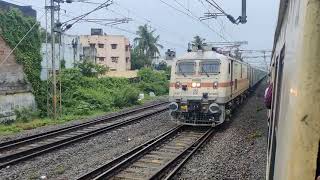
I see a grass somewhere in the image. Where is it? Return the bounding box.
[54,164,65,175]
[0,96,165,137]
[0,110,105,136]
[248,130,263,139]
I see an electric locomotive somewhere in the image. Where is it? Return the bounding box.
[168,46,266,126]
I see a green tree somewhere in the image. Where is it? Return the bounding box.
[76,60,108,77]
[130,49,150,70]
[133,24,163,60]
[192,35,206,49]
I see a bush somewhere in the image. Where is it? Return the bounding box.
[58,68,140,115]
[137,68,169,96]
[113,86,139,108]
[14,107,39,123]
[75,60,108,77]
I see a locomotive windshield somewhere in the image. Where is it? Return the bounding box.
[200,61,220,74]
[177,62,195,75]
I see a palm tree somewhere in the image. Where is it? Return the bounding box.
[134,24,163,58]
[192,35,206,49]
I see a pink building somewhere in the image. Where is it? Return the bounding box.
[80,34,131,71]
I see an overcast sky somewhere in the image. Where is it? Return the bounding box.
[7,0,279,67]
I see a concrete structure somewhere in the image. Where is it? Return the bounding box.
[80,33,131,71]
[0,0,37,18]
[104,70,138,79]
[0,36,36,122]
[152,49,176,68]
[41,34,82,80]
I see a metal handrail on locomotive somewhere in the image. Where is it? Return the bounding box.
[169,46,266,126]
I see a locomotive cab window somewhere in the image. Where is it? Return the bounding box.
[199,61,220,75]
[176,62,195,75]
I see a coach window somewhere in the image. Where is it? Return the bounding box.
[240,64,243,78]
[199,61,220,75]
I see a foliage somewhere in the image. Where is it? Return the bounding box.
[137,68,169,96]
[134,24,163,60]
[40,27,59,43]
[131,49,150,70]
[0,110,107,136]
[14,107,39,123]
[192,35,206,49]
[154,61,171,80]
[59,68,139,116]
[0,9,46,113]
[0,68,169,135]
[61,59,66,69]
[75,59,108,77]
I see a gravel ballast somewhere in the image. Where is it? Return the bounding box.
[175,80,268,180]
[0,82,268,179]
[0,98,167,143]
[0,111,177,180]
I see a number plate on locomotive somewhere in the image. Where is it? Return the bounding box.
[193,89,199,95]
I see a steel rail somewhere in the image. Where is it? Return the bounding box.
[0,102,167,151]
[77,125,184,180]
[0,104,168,169]
[78,126,214,180]
[151,128,214,180]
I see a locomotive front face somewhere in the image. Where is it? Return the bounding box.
[169,59,226,126]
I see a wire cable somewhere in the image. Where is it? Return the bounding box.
[159,0,228,42]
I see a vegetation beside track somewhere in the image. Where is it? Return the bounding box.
[0,68,168,136]
[0,10,169,136]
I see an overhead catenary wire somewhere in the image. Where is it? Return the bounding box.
[13,0,187,50]
[205,0,226,15]
[197,0,234,40]
[159,0,229,42]
[61,11,187,49]
[113,1,191,46]
[105,6,188,48]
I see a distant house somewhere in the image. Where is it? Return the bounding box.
[0,36,36,122]
[80,29,131,71]
[0,0,37,18]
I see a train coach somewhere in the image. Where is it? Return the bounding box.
[266,0,320,179]
[168,47,266,126]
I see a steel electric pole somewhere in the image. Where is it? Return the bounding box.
[50,0,57,119]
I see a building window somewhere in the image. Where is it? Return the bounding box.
[126,57,130,63]
[125,45,130,51]
[98,57,105,61]
[98,43,104,48]
[89,43,95,48]
[111,44,118,49]
[111,56,119,63]
[110,68,117,71]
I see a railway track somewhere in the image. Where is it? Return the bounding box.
[78,125,214,180]
[0,102,168,169]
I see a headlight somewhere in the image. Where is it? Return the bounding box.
[213,81,218,89]
[196,83,201,88]
[169,102,179,111]
[209,103,220,114]
[175,82,181,89]
[192,82,197,88]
